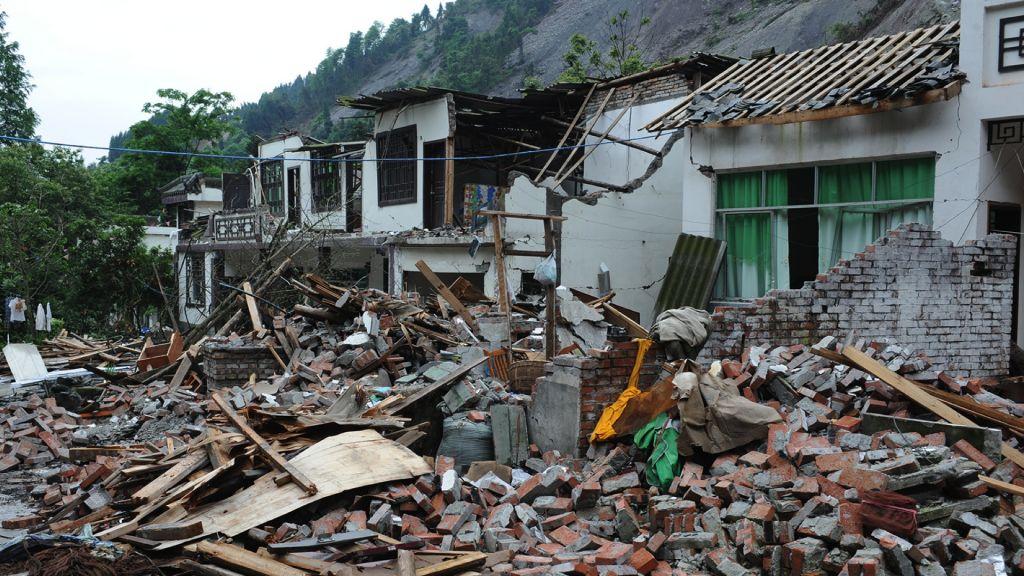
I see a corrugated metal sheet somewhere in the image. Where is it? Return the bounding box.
[653,233,726,316]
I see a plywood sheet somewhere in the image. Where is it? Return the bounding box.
[155,430,430,549]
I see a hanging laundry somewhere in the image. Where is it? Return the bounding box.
[8,298,26,323]
[34,304,46,331]
[45,302,52,331]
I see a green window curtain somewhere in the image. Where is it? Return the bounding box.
[818,163,874,269]
[765,171,788,206]
[876,157,935,201]
[717,172,762,208]
[722,213,771,299]
[818,163,872,203]
[876,157,935,231]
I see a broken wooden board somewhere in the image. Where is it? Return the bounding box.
[415,260,479,332]
[154,430,430,549]
[416,551,487,576]
[212,391,318,495]
[842,347,1024,469]
[130,450,208,504]
[189,540,307,576]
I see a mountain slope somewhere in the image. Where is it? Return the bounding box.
[116,0,960,148]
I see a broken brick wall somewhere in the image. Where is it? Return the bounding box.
[530,340,662,457]
[701,224,1017,376]
[203,339,278,390]
[586,73,693,115]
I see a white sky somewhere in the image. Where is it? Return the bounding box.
[4,0,427,162]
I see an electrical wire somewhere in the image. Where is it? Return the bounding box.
[0,131,682,164]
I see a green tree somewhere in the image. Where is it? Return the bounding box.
[110,88,236,214]
[606,10,651,77]
[558,9,651,81]
[558,33,602,82]
[0,12,38,139]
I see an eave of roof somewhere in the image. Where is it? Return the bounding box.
[645,22,963,131]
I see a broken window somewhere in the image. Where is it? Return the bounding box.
[260,159,285,216]
[346,160,363,231]
[376,126,417,206]
[715,157,935,299]
[186,252,205,307]
[311,150,341,212]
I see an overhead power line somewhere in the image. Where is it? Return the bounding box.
[0,131,681,164]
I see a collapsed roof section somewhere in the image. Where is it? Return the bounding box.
[645,22,964,131]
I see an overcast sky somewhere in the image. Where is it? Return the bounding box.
[4,0,426,162]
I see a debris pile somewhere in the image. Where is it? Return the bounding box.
[3,262,1024,576]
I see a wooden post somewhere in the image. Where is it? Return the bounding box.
[490,214,509,314]
[543,219,557,359]
[444,136,455,226]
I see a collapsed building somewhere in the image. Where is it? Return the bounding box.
[2,1,1020,574]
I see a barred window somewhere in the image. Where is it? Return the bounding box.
[261,159,284,215]
[186,252,205,307]
[311,150,341,212]
[376,126,416,206]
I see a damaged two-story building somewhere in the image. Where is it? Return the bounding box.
[643,0,1024,375]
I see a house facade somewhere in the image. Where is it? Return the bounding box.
[348,58,732,325]
[642,0,1024,369]
[168,133,380,327]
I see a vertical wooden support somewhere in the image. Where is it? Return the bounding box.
[491,214,509,314]
[543,219,557,359]
[444,136,455,226]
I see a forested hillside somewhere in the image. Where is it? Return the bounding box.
[101,0,959,196]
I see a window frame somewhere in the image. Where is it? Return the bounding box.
[186,252,205,308]
[713,156,936,300]
[375,126,417,207]
[260,158,285,215]
[311,149,342,213]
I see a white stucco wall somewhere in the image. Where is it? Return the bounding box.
[143,226,178,252]
[503,98,686,326]
[679,0,1024,340]
[362,97,451,234]
[388,241,502,298]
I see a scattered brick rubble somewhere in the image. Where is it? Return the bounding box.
[1,271,1024,576]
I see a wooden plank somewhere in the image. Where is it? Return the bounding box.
[190,540,307,576]
[242,281,264,333]
[154,430,431,549]
[842,347,1024,469]
[211,392,318,496]
[701,84,959,129]
[979,475,1024,497]
[135,519,204,540]
[398,549,417,576]
[533,84,596,184]
[552,94,639,189]
[174,560,247,576]
[416,552,487,576]
[266,529,376,552]
[478,210,567,221]
[599,302,648,338]
[415,260,479,332]
[386,356,488,416]
[130,450,208,504]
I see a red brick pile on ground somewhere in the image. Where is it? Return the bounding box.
[190,337,1024,576]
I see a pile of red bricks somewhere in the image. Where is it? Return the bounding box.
[233,336,1024,576]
